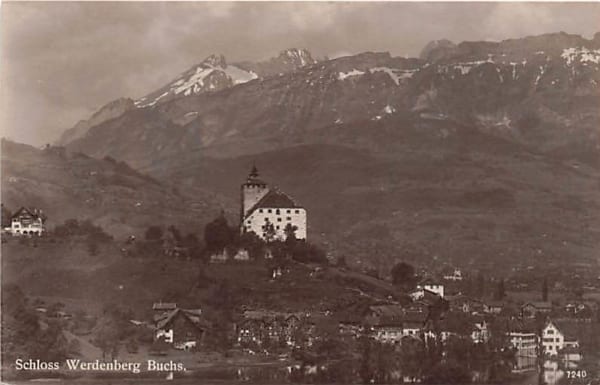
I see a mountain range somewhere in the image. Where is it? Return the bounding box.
[5,32,600,272]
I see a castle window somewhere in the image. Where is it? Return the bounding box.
[276,226,280,230]
[268,209,272,213]
[247,220,251,224]
[276,209,280,215]
[277,218,282,222]
[286,217,291,221]
[264,218,268,222]
[286,210,291,214]
[295,210,300,214]
[259,209,263,213]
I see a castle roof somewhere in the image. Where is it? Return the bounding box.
[244,165,267,186]
[246,189,303,217]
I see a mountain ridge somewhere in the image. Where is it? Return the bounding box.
[61,32,600,168]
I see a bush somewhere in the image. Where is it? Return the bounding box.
[145,226,163,241]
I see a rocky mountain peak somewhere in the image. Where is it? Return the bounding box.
[277,48,315,67]
[203,54,227,68]
[420,39,457,62]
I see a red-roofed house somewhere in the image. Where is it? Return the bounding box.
[240,166,307,240]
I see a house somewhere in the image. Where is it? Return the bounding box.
[240,166,307,241]
[425,312,482,343]
[338,315,364,340]
[471,317,490,343]
[507,319,538,356]
[153,302,177,313]
[154,307,206,349]
[6,207,46,236]
[561,346,582,363]
[416,279,444,298]
[443,269,463,281]
[447,295,485,314]
[371,320,405,344]
[236,310,307,348]
[542,320,564,356]
[521,301,552,318]
[370,310,427,344]
[401,312,428,338]
[484,301,505,314]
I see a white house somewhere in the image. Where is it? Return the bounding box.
[509,331,538,356]
[240,166,307,241]
[542,321,564,356]
[444,269,463,281]
[413,279,445,299]
[6,207,46,236]
[471,319,490,343]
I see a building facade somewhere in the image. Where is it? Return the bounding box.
[6,207,46,236]
[542,321,564,356]
[240,166,307,241]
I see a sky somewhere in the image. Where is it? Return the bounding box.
[1,2,599,146]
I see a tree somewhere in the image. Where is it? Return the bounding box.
[391,262,417,292]
[284,223,298,243]
[237,231,265,260]
[542,277,548,301]
[495,278,506,300]
[145,226,163,241]
[1,204,12,228]
[204,214,235,253]
[261,220,276,243]
[476,272,485,299]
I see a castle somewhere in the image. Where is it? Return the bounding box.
[240,166,307,241]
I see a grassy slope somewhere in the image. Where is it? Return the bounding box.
[147,120,600,275]
[1,139,219,238]
[1,238,396,321]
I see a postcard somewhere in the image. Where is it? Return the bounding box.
[1,2,599,384]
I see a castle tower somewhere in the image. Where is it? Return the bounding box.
[240,165,269,222]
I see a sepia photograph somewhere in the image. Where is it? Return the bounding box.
[1,1,600,384]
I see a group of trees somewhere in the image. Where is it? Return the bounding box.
[1,284,69,363]
[390,262,418,292]
[126,224,202,259]
[92,304,152,359]
[53,219,113,256]
[202,213,327,264]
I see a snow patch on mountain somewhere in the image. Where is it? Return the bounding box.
[561,47,600,66]
[441,58,495,76]
[136,57,258,107]
[383,105,396,114]
[370,67,417,85]
[281,48,313,67]
[141,92,169,108]
[338,69,365,80]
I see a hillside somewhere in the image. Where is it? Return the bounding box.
[148,137,600,273]
[16,32,600,272]
[0,139,220,237]
[1,237,397,320]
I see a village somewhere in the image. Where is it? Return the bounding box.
[2,166,600,384]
